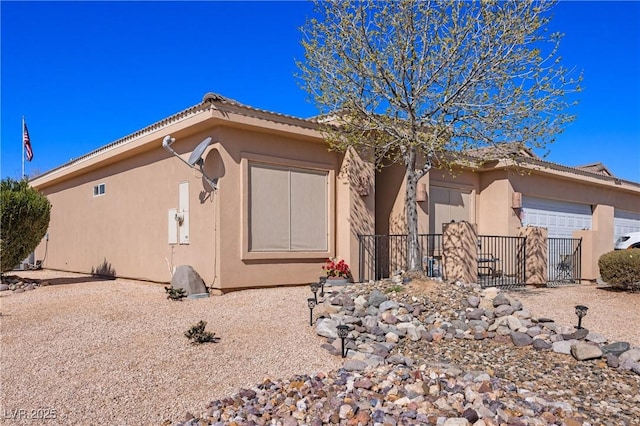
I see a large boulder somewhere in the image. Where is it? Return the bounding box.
[171,265,208,296]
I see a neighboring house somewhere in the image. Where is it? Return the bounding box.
[30,93,640,290]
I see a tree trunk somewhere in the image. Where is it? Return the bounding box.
[405,148,420,272]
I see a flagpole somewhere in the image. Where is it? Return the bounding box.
[22,116,25,179]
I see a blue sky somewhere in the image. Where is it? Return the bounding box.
[2,1,639,182]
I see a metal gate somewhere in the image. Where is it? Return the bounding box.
[358,233,525,287]
[477,235,527,288]
[547,238,582,286]
[358,234,442,282]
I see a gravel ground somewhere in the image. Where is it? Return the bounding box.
[507,283,640,347]
[1,271,638,425]
[0,270,342,425]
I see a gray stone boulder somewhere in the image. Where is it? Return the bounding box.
[619,348,640,363]
[602,342,631,357]
[510,331,533,347]
[316,318,339,339]
[532,338,552,350]
[171,265,208,296]
[571,342,603,361]
[368,289,388,308]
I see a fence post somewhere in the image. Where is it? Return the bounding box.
[517,226,548,285]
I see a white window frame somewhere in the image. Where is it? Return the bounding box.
[241,153,335,260]
[93,183,106,197]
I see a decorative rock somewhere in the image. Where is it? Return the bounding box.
[532,339,552,350]
[492,293,510,307]
[466,308,484,320]
[378,300,399,312]
[602,342,631,357]
[562,328,589,341]
[494,305,514,317]
[171,265,207,296]
[443,418,470,426]
[586,332,608,344]
[571,342,603,361]
[368,289,388,308]
[462,407,479,423]
[0,284,9,291]
[619,348,640,363]
[467,296,480,308]
[316,318,338,339]
[510,331,533,347]
[605,353,620,368]
[13,288,25,294]
[23,284,35,291]
[342,360,367,371]
[552,340,575,355]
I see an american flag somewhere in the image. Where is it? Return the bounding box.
[23,121,33,161]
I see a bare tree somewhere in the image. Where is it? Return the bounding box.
[298,0,581,271]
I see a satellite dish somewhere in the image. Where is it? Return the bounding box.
[161,134,218,191]
[188,137,213,166]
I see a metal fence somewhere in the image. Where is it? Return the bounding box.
[476,235,527,288]
[547,238,582,286]
[358,234,443,282]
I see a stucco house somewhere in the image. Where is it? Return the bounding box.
[30,93,640,291]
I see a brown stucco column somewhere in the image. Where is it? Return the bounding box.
[336,148,375,282]
[574,204,614,281]
[517,226,548,285]
[442,221,478,284]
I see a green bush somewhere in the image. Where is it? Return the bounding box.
[185,320,219,345]
[0,178,51,273]
[598,249,640,291]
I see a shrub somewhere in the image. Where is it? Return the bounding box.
[598,249,640,291]
[185,320,219,345]
[1,178,51,273]
[165,286,187,301]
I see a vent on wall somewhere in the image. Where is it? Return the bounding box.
[512,192,522,209]
[416,183,428,202]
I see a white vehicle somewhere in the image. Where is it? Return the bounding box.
[614,232,640,250]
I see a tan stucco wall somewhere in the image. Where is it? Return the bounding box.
[335,149,375,282]
[34,132,219,284]
[575,205,615,280]
[478,170,521,236]
[32,112,369,290]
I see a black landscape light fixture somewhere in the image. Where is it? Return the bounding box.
[319,276,327,298]
[310,282,320,303]
[575,305,588,329]
[336,324,350,358]
[307,297,317,326]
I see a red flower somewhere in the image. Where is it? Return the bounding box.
[323,257,350,278]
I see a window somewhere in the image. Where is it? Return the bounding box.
[93,183,106,197]
[249,162,328,252]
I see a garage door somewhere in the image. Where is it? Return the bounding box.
[522,197,592,238]
[614,210,640,241]
[429,186,471,233]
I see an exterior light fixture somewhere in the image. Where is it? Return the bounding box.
[307,297,317,326]
[310,282,320,303]
[319,276,327,298]
[336,324,350,358]
[575,305,588,329]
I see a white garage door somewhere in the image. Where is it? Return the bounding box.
[614,210,640,241]
[522,197,592,238]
